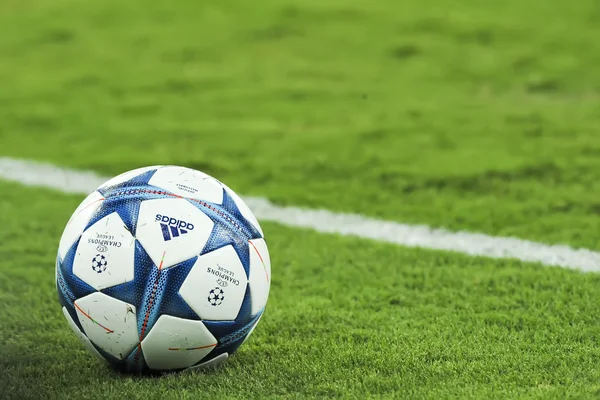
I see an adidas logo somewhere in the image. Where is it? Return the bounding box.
[155,214,195,241]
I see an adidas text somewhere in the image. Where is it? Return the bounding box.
[155,214,195,241]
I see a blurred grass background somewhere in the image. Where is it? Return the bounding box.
[2,0,600,248]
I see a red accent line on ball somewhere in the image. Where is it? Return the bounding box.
[74,302,114,333]
[65,197,105,227]
[135,250,167,365]
[168,343,217,351]
[249,240,269,283]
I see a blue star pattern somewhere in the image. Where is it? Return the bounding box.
[191,188,262,277]
[56,167,267,373]
[90,169,162,237]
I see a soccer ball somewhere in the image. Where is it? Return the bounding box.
[55,166,271,373]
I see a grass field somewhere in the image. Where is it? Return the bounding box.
[1,0,600,398]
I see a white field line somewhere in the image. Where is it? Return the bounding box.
[1,157,599,272]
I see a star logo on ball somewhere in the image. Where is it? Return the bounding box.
[208,287,225,306]
[91,254,108,273]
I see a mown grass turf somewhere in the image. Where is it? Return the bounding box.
[2,0,600,398]
[2,182,600,399]
[1,0,600,249]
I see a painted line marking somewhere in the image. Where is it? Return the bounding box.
[1,157,599,273]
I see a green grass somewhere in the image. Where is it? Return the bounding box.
[1,0,600,398]
[1,0,600,248]
[2,180,600,399]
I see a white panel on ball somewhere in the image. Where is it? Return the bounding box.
[248,238,271,315]
[179,245,248,321]
[220,182,264,237]
[141,315,217,371]
[73,212,135,290]
[62,307,106,363]
[148,166,224,203]
[136,198,214,269]
[58,191,104,260]
[75,292,139,360]
[98,166,161,189]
